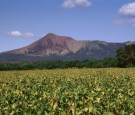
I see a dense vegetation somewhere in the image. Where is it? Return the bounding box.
[0,57,118,70]
[117,44,135,67]
[0,69,135,114]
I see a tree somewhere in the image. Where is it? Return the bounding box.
[116,44,135,67]
[102,57,118,67]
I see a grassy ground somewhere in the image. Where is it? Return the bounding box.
[0,68,135,114]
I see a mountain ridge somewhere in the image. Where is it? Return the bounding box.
[0,33,135,62]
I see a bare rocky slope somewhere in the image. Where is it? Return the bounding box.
[6,33,86,56]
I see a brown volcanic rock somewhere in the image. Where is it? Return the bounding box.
[8,33,86,56]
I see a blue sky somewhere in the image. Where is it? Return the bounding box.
[0,0,135,52]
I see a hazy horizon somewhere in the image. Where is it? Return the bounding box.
[0,0,135,52]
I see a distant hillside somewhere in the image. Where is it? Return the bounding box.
[0,33,134,62]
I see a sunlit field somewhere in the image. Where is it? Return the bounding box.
[0,68,135,114]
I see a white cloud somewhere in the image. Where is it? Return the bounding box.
[116,2,135,27]
[62,0,91,8]
[6,31,34,38]
[119,2,135,17]
[8,31,22,37]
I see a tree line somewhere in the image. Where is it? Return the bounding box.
[0,44,135,70]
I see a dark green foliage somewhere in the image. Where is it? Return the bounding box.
[0,57,118,71]
[117,44,135,67]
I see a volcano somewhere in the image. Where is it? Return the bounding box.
[0,33,134,62]
[6,33,86,56]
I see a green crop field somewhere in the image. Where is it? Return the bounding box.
[0,68,135,115]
